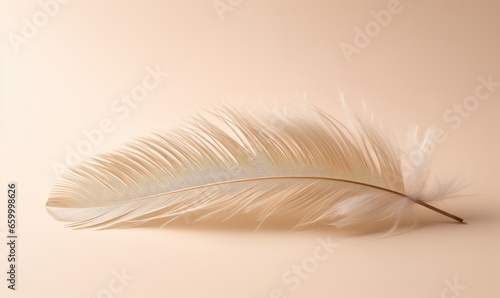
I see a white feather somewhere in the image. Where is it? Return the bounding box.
[46,102,465,230]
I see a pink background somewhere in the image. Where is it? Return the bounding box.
[1,1,499,297]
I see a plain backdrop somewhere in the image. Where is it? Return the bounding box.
[1,1,500,297]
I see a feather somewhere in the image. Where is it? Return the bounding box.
[46,100,465,230]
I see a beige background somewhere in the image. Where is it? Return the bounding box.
[1,0,500,297]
